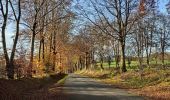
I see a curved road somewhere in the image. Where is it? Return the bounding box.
[61,74,145,100]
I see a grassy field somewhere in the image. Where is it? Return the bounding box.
[96,60,170,69]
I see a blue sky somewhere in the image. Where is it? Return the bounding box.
[159,0,168,13]
[1,0,169,49]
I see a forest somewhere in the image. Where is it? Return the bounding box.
[0,0,170,100]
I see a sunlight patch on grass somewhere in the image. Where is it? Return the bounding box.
[57,75,68,85]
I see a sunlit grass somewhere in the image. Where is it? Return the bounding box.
[57,75,68,85]
[79,68,170,100]
[96,60,170,70]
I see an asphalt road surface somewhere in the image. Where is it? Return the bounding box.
[61,74,145,100]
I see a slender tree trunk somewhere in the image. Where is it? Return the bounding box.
[162,51,165,66]
[52,53,56,71]
[100,61,104,70]
[145,36,150,67]
[29,33,36,77]
[52,30,57,71]
[28,6,38,76]
[114,44,120,68]
[161,41,165,69]
[148,28,153,67]
[146,49,150,66]
[38,40,42,62]
[2,21,11,79]
[115,56,118,68]
[144,31,148,67]
[79,56,82,70]
[85,52,88,69]
[42,38,45,60]
[91,51,95,69]
[89,51,93,69]
[120,40,127,72]
[49,33,52,60]
[100,54,104,70]
[59,54,62,72]
[28,21,36,77]
[161,28,166,69]
[138,47,143,70]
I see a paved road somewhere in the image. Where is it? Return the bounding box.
[61,74,145,100]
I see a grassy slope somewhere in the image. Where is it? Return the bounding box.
[78,69,170,100]
[0,73,67,100]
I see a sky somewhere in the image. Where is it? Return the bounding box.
[1,0,169,50]
[159,0,168,13]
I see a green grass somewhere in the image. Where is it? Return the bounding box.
[96,60,170,70]
[150,60,170,64]
[57,75,68,85]
[96,61,139,70]
[96,62,115,67]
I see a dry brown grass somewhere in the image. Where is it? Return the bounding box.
[136,82,170,100]
[0,73,67,100]
[78,69,170,100]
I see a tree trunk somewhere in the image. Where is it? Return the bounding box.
[2,0,21,79]
[38,38,45,62]
[52,51,56,71]
[100,54,104,70]
[162,52,164,65]
[28,32,36,77]
[115,56,119,68]
[38,40,42,62]
[145,40,150,67]
[6,62,14,79]
[146,51,150,67]
[42,38,45,61]
[1,0,13,79]
[79,56,83,70]
[120,41,127,72]
[8,19,20,79]
[161,28,165,69]
[2,21,12,79]
[85,52,88,69]
[162,45,165,69]
[49,33,52,60]
[52,31,57,71]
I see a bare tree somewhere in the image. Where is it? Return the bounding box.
[0,0,21,79]
[22,0,68,76]
[76,0,143,72]
[157,14,170,68]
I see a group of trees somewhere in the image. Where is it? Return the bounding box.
[0,0,76,79]
[73,0,170,72]
[0,0,170,79]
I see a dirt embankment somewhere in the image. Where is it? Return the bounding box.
[0,73,67,100]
